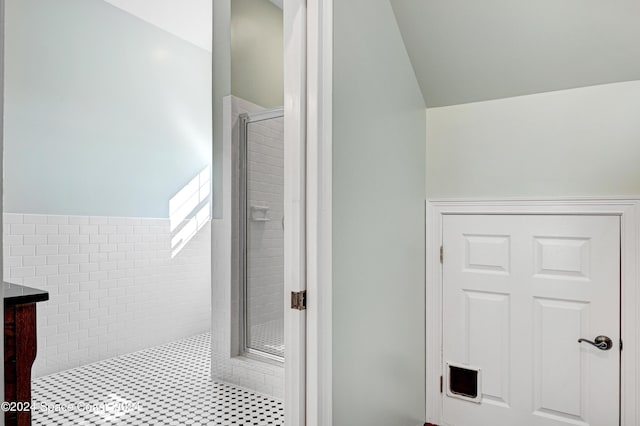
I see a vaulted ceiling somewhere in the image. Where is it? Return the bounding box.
[390,0,640,107]
[103,0,212,51]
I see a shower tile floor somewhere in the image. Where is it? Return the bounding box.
[249,319,284,358]
[31,333,284,426]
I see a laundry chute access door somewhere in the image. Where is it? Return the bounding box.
[442,214,620,426]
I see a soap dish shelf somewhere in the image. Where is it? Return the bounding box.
[250,205,270,222]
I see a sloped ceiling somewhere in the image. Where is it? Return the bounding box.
[390,0,640,107]
[104,0,212,51]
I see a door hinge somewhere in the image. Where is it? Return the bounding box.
[440,375,443,393]
[620,340,623,351]
[440,246,444,264]
[291,290,307,311]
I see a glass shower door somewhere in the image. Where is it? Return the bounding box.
[240,108,285,362]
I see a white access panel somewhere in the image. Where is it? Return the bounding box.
[442,214,620,426]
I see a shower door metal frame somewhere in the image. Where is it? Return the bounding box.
[238,108,285,365]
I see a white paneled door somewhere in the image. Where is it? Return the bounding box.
[442,215,620,426]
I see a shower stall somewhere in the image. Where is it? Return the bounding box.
[239,108,285,362]
[211,96,286,397]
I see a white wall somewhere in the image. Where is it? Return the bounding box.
[426,81,640,198]
[333,1,427,425]
[3,213,211,377]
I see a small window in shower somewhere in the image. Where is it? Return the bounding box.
[239,107,285,363]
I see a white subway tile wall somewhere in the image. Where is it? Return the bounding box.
[3,213,211,377]
[246,113,285,357]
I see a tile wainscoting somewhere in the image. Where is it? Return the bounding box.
[3,213,211,377]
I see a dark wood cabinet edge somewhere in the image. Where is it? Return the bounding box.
[5,302,38,426]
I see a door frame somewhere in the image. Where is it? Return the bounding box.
[425,198,640,426]
[284,1,308,424]
[304,0,333,425]
[284,0,333,425]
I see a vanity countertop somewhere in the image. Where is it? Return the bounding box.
[3,282,49,306]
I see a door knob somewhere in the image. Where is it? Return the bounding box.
[578,335,613,351]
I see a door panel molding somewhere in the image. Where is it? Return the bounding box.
[425,198,640,426]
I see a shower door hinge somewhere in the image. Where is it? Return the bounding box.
[440,375,443,393]
[440,246,444,264]
[291,290,307,311]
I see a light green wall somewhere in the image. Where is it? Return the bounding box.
[4,0,212,217]
[426,81,640,198]
[231,0,283,108]
[213,0,282,218]
[333,1,426,425]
